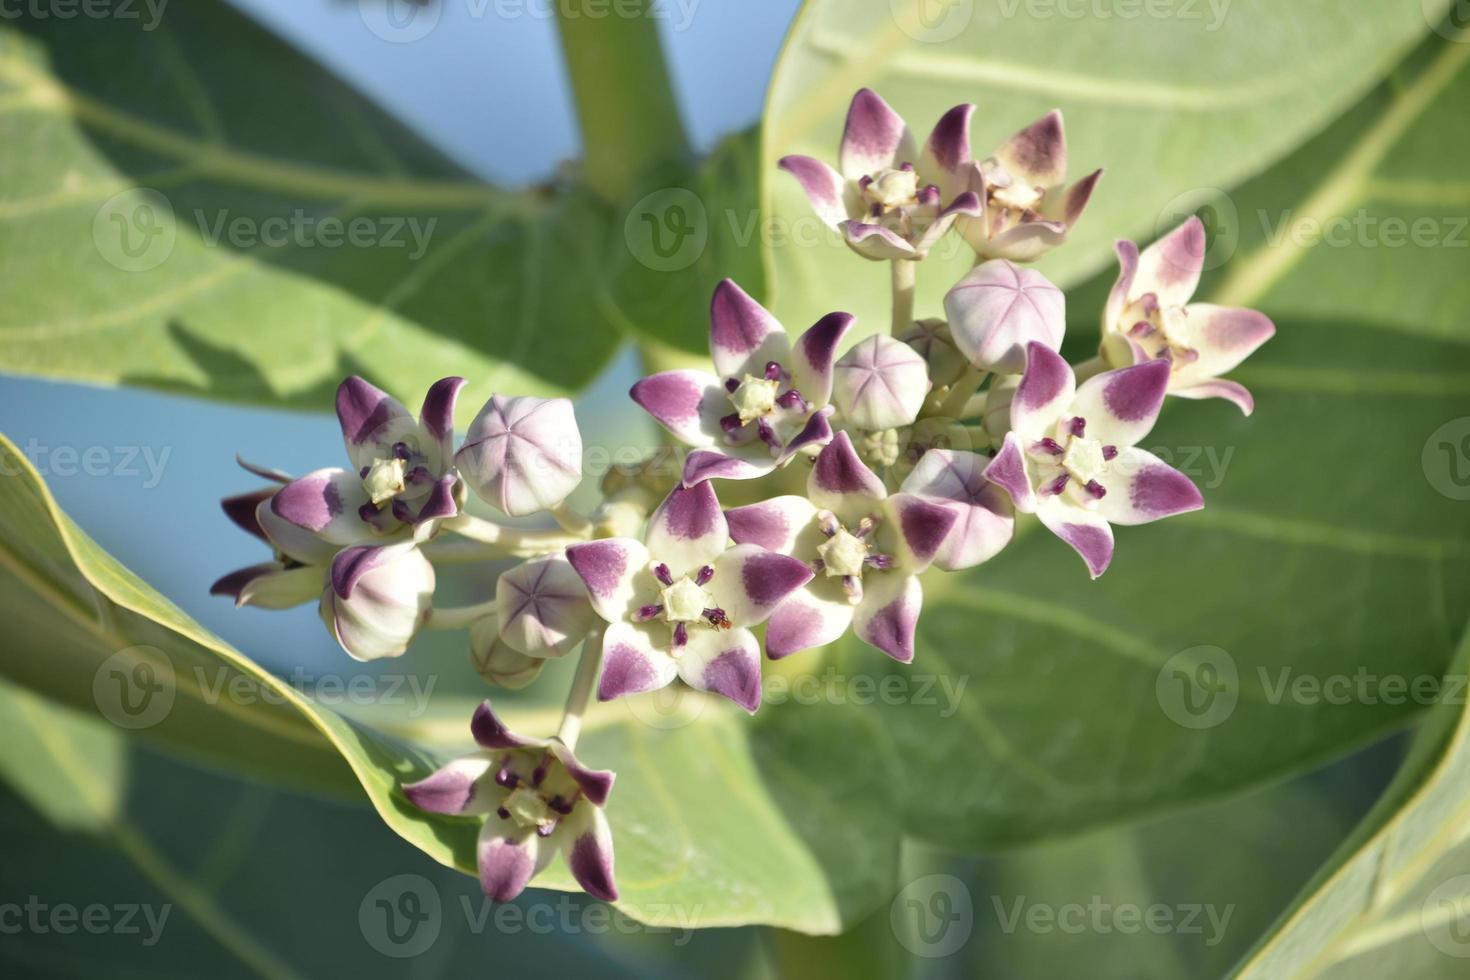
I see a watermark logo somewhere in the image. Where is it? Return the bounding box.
[891,0,974,43]
[624,187,708,272]
[0,898,171,946]
[623,683,709,731]
[359,0,442,43]
[93,188,176,272]
[1156,645,1238,729]
[1422,874,1470,957]
[993,895,1233,945]
[891,873,974,958]
[92,646,176,730]
[1156,186,1239,271]
[359,874,442,957]
[1423,417,1470,500]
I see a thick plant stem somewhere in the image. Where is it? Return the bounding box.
[890,259,916,335]
[441,514,587,557]
[557,627,605,750]
[425,603,497,631]
[555,2,689,203]
[932,365,988,421]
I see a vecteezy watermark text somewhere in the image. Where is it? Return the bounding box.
[0,898,171,947]
[0,438,170,488]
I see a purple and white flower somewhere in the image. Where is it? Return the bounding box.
[564,482,813,713]
[631,279,851,486]
[403,701,617,903]
[211,466,335,609]
[1101,217,1276,414]
[724,432,958,663]
[899,450,1015,572]
[319,541,436,660]
[457,395,584,516]
[983,343,1204,579]
[957,110,1102,263]
[944,259,1066,374]
[779,88,982,261]
[268,376,465,547]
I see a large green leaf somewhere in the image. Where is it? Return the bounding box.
[0,1,762,411]
[0,678,766,978]
[825,24,1470,851]
[0,431,899,934]
[761,0,1453,337]
[1231,624,1470,978]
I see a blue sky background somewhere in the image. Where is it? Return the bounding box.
[0,0,799,674]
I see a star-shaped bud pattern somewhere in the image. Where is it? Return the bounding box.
[724,432,958,663]
[1101,217,1276,414]
[402,701,617,903]
[268,376,465,548]
[457,395,584,516]
[831,334,931,432]
[956,110,1102,264]
[944,259,1065,374]
[899,318,969,389]
[495,552,598,659]
[983,343,1204,579]
[565,482,813,713]
[631,279,851,486]
[779,89,982,261]
[319,540,435,660]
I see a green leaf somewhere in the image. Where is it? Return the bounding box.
[0,1,623,410]
[761,0,1455,336]
[1231,623,1470,977]
[0,431,900,934]
[827,25,1470,851]
[0,679,766,977]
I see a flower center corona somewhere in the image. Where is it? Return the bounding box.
[730,373,780,424]
[818,528,869,578]
[661,576,711,623]
[362,457,407,505]
[863,166,920,211]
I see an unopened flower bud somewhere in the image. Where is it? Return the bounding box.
[457,396,583,517]
[495,553,597,658]
[470,620,547,689]
[900,318,968,389]
[945,260,1065,374]
[319,543,435,661]
[832,335,930,431]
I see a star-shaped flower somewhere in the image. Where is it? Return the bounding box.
[779,88,982,261]
[956,110,1102,263]
[403,701,617,903]
[631,279,851,486]
[565,482,813,712]
[983,343,1204,578]
[269,376,465,546]
[723,433,958,663]
[1101,217,1276,414]
[211,462,334,609]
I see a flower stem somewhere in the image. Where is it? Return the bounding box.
[549,501,595,537]
[425,603,496,631]
[557,627,605,751]
[441,514,587,557]
[554,1,689,203]
[931,365,989,421]
[890,259,916,335]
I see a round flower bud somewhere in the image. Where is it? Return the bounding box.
[319,544,435,661]
[944,260,1064,374]
[495,553,597,658]
[470,619,547,689]
[900,318,968,389]
[832,335,930,431]
[456,396,583,517]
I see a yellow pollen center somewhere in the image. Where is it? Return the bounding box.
[864,168,920,211]
[661,577,709,623]
[362,457,407,505]
[819,528,869,578]
[730,374,780,424]
[502,786,553,829]
[1062,436,1107,484]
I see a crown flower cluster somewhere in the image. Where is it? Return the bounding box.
[213,86,1273,906]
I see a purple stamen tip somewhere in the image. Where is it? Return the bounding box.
[673,622,689,650]
[1085,480,1107,499]
[635,603,664,622]
[1102,445,1119,461]
[391,500,413,523]
[865,554,894,570]
[764,361,784,381]
[720,413,744,437]
[359,466,370,479]
[1129,321,1155,338]
[842,575,863,599]
[536,823,557,838]
[918,185,940,206]
[358,502,379,523]
[654,563,673,587]
[856,515,880,538]
[899,161,915,172]
[695,565,714,586]
[392,442,411,460]
[1177,347,1200,364]
[1043,474,1070,496]
[811,558,826,572]
[496,807,510,820]
[1069,416,1087,437]
[776,389,807,412]
[549,795,575,815]
[756,418,782,452]
[1036,437,1064,456]
[858,175,873,190]
[725,377,740,392]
